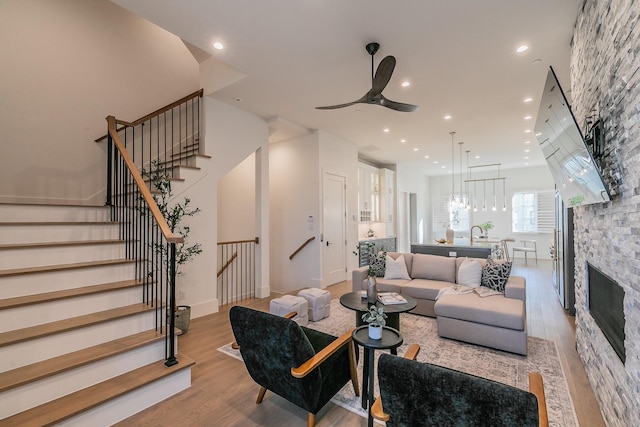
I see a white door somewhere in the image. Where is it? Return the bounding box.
[323,172,347,286]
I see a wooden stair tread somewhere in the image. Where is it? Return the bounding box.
[0,330,164,392]
[0,302,158,347]
[0,353,194,427]
[0,239,125,250]
[0,258,136,278]
[169,153,211,160]
[0,279,145,310]
[0,203,107,209]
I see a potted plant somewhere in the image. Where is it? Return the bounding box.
[479,221,494,238]
[362,305,387,340]
[141,161,202,334]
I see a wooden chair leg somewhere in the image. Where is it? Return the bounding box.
[348,341,360,396]
[256,386,267,404]
[307,412,315,427]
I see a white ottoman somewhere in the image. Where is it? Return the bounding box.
[269,295,309,326]
[297,288,331,321]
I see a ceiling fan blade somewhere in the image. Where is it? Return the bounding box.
[371,55,396,95]
[316,94,368,110]
[379,95,419,112]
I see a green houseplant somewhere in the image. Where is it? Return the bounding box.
[354,242,386,303]
[479,221,494,238]
[362,305,387,340]
[141,161,202,333]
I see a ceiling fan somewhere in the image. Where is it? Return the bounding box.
[316,42,419,113]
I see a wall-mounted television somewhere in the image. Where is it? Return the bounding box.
[535,67,610,207]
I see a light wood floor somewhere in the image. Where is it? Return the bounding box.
[116,259,605,426]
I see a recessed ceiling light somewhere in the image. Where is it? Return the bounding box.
[213,41,224,50]
[524,129,532,133]
[535,132,542,136]
[401,81,410,87]
[434,161,438,164]
[424,155,429,159]
[413,148,419,151]
[524,156,529,159]
[516,45,528,53]
[383,128,390,133]
[444,115,452,120]
[442,166,447,169]
[525,162,529,165]
[400,139,406,143]
[523,97,533,103]
[524,140,531,144]
[532,58,542,64]
[524,149,530,153]
[524,115,532,120]
[475,155,480,159]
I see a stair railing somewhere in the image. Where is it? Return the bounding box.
[105,115,184,367]
[217,238,259,305]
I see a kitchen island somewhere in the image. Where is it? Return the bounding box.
[410,243,491,259]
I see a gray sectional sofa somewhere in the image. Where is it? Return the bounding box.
[352,252,528,355]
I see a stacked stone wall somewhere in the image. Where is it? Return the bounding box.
[570,0,640,426]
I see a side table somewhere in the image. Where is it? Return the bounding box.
[352,325,403,427]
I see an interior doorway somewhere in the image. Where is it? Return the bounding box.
[322,172,347,286]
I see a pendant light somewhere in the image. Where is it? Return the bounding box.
[450,132,456,207]
[458,141,464,208]
[482,180,487,212]
[473,181,478,212]
[465,150,471,210]
[492,179,497,211]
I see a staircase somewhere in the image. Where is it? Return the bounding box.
[0,203,194,426]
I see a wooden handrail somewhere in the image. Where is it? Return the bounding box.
[289,236,316,260]
[217,237,260,246]
[217,252,237,277]
[96,89,203,142]
[107,116,183,244]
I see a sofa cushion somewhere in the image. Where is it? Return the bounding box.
[375,279,409,294]
[384,254,411,280]
[401,279,453,301]
[481,258,513,293]
[411,254,456,282]
[435,293,525,331]
[457,258,482,287]
[387,252,413,275]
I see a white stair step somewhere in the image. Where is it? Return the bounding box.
[0,259,137,298]
[0,204,110,222]
[0,222,120,244]
[0,240,126,269]
[0,286,144,332]
[1,306,159,373]
[2,354,193,427]
[1,338,168,419]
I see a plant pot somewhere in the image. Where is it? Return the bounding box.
[445,227,454,244]
[368,324,382,340]
[366,276,378,304]
[174,305,191,335]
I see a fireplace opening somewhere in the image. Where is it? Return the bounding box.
[588,262,625,363]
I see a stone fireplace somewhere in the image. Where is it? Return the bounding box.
[570,1,640,426]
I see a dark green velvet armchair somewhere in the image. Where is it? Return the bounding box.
[371,348,549,427]
[229,306,359,427]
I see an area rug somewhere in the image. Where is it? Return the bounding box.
[218,300,578,427]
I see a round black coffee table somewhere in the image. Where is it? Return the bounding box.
[339,291,417,331]
[352,326,404,427]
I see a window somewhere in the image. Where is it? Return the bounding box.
[511,191,554,233]
[432,196,470,237]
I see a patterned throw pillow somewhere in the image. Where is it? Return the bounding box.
[481,257,512,293]
[369,252,387,277]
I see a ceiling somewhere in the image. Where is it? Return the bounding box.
[112,0,582,176]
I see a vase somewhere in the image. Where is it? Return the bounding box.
[174,305,191,335]
[368,324,382,340]
[366,276,378,304]
[446,227,454,244]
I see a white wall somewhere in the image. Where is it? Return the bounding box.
[178,96,269,317]
[0,0,199,204]
[217,153,256,242]
[396,163,431,248]
[318,130,359,273]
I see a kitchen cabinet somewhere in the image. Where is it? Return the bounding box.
[358,163,380,222]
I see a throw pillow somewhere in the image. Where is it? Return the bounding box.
[457,257,482,288]
[481,257,513,293]
[369,251,387,277]
[384,254,411,280]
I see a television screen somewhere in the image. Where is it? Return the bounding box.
[535,67,610,207]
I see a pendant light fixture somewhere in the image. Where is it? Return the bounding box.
[458,141,464,208]
[450,132,456,207]
[473,181,478,212]
[482,180,487,212]
[492,178,497,211]
[465,150,471,210]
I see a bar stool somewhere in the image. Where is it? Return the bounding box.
[512,239,537,265]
